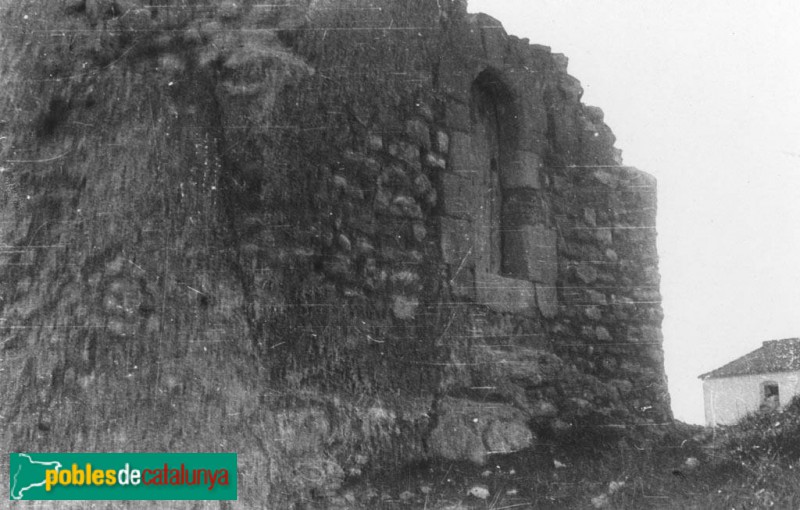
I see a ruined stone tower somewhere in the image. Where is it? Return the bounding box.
[0,0,670,504]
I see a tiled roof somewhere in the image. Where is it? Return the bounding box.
[699,338,800,380]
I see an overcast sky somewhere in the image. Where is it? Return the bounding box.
[470,0,800,424]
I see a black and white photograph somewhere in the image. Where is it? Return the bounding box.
[1,0,799,507]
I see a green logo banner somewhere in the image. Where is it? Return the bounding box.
[9,453,237,501]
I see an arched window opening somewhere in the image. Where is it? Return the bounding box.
[470,69,519,277]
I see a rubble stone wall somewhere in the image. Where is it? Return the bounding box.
[0,0,670,503]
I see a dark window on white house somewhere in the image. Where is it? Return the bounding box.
[761,382,780,412]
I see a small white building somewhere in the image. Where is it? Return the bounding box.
[699,338,800,426]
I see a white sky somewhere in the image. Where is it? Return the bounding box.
[470,0,800,424]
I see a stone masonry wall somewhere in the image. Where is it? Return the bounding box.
[257,0,671,464]
[0,0,670,503]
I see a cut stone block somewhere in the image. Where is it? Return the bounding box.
[535,283,558,318]
[392,295,419,320]
[449,132,485,178]
[583,207,597,227]
[503,189,545,227]
[367,132,383,151]
[502,225,558,284]
[502,151,541,190]
[475,273,536,316]
[477,345,563,384]
[596,326,612,341]
[428,398,534,464]
[441,173,480,219]
[446,101,471,132]
[531,400,558,418]
[441,216,474,266]
[592,169,619,188]
[405,119,431,150]
[436,130,450,153]
[388,141,421,169]
[484,420,533,455]
[428,412,486,465]
[439,59,472,103]
[585,289,608,305]
[475,13,508,62]
[595,228,613,245]
[450,264,476,300]
[424,152,447,170]
[575,261,598,284]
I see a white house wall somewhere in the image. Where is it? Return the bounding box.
[703,371,800,426]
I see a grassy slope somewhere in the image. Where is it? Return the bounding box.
[333,404,800,509]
